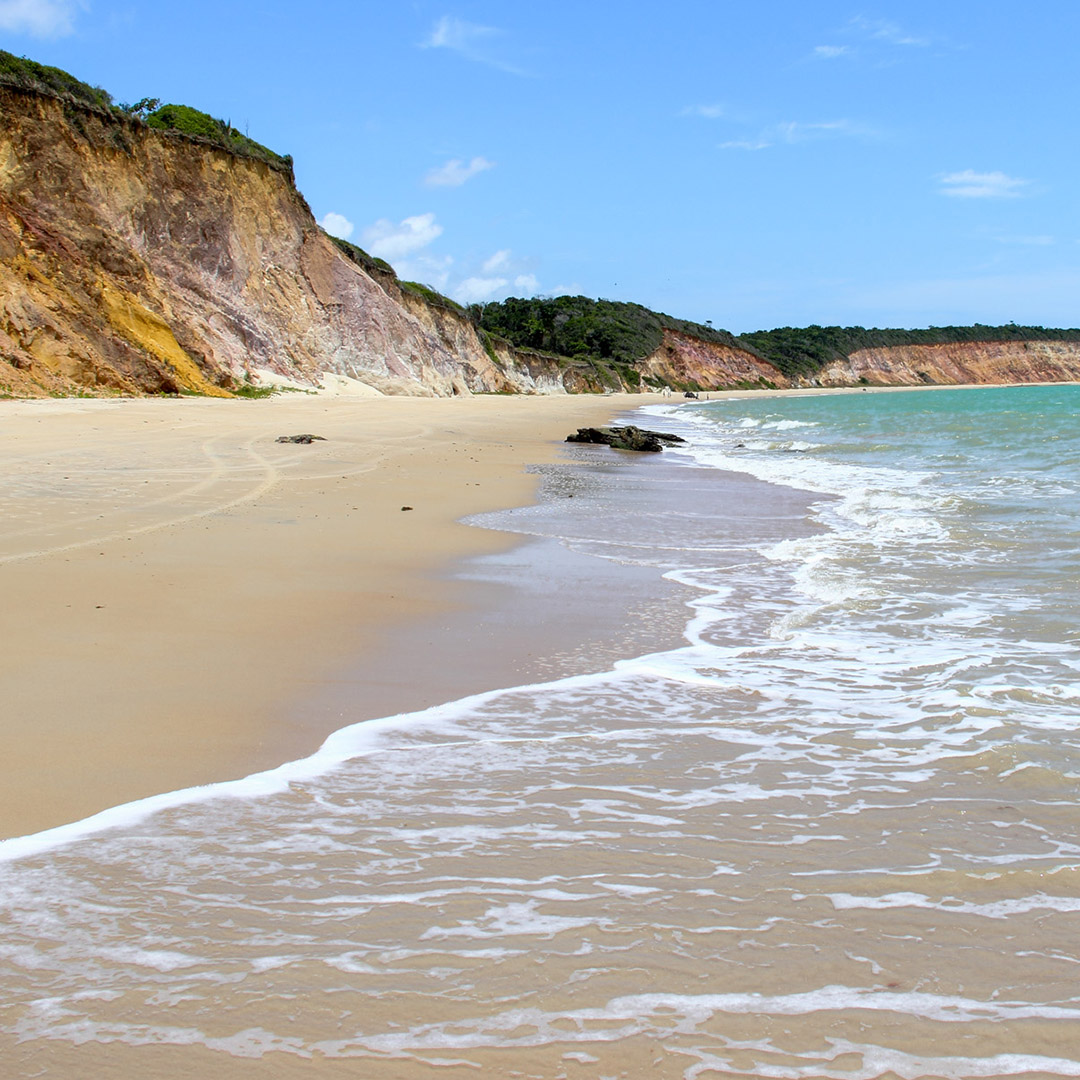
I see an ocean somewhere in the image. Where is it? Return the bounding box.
[2,385,1079,1079]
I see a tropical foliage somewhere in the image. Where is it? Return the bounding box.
[477,296,739,365]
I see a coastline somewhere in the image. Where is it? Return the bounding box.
[0,380,1054,843]
[0,391,686,840]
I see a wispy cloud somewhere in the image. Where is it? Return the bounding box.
[482,249,511,274]
[849,15,930,47]
[721,118,877,151]
[681,103,727,119]
[450,250,541,304]
[421,15,525,75]
[0,0,82,37]
[453,276,509,304]
[719,138,771,151]
[361,213,444,260]
[396,253,454,291]
[996,234,1054,246]
[319,212,354,241]
[425,156,495,188]
[940,170,1029,199]
[813,44,852,59]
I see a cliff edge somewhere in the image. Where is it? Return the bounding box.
[0,84,612,398]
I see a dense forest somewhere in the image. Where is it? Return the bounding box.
[476,296,743,366]
[478,296,1080,379]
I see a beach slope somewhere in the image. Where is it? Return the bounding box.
[0,392,670,838]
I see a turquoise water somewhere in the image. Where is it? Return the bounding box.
[1,385,1078,1079]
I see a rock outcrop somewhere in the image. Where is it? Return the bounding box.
[640,329,788,390]
[566,425,686,452]
[811,340,1080,387]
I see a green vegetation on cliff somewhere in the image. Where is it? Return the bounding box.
[143,102,293,170]
[739,323,1080,379]
[0,50,290,172]
[477,296,743,366]
[479,296,1080,381]
[328,235,395,278]
[0,49,112,108]
[143,103,291,171]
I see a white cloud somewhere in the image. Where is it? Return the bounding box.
[682,103,726,119]
[421,15,524,74]
[780,119,875,142]
[453,276,510,304]
[361,213,443,260]
[425,156,495,188]
[319,212,354,241]
[482,249,512,274]
[720,138,772,151]
[395,254,453,290]
[514,274,540,293]
[849,16,929,47]
[813,44,851,59]
[940,170,1029,199]
[721,118,875,151]
[0,0,81,37]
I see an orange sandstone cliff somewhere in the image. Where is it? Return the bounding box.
[641,328,789,390]
[810,340,1080,387]
[0,86,610,398]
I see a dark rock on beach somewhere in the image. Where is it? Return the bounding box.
[566,425,686,453]
[275,434,326,444]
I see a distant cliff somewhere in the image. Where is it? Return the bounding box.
[811,340,1080,387]
[3,54,1080,400]
[640,328,788,389]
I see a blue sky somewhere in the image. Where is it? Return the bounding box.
[4,1,1079,332]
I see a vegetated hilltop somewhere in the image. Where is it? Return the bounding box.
[481,296,1080,389]
[3,49,1080,398]
[478,296,788,392]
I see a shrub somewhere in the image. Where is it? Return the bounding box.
[0,49,112,108]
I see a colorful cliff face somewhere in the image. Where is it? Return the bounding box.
[641,329,789,390]
[4,83,1080,399]
[0,87,596,398]
[811,340,1080,387]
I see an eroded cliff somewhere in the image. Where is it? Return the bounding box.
[5,78,1078,401]
[812,340,1080,387]
[0,86,602,398]
[641,329,788,390]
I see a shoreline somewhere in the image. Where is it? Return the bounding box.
[0,391,684,841]
[0,379,1053,844]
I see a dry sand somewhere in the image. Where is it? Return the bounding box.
[0,391,680,840]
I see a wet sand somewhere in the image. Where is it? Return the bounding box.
[0,392,701,840]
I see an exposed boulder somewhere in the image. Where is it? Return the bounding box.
[566,425,686,453]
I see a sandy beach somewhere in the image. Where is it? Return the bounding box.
[0,391,678,840]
